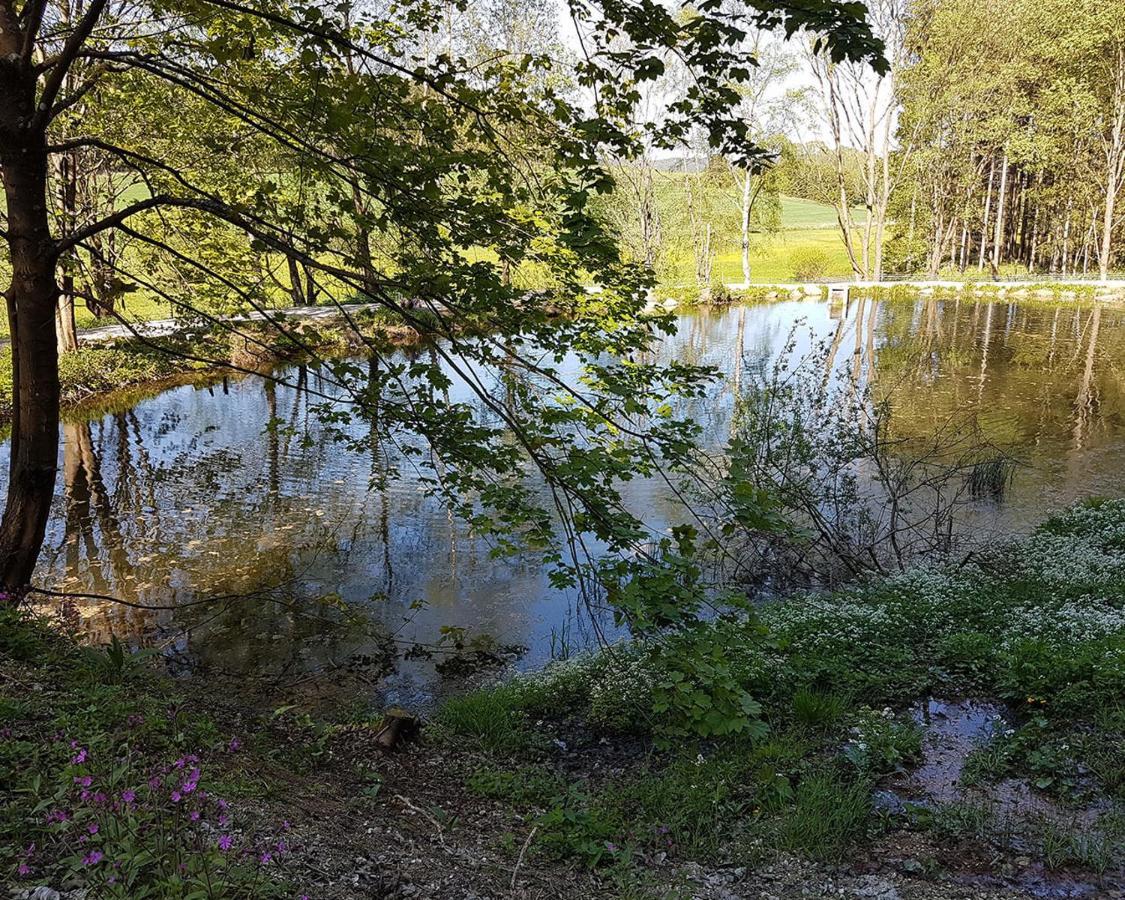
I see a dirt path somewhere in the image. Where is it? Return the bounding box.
[0,303,383,350]
[75,303,382,344]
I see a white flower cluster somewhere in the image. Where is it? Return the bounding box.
[588,650,658,729]
[762,596,899,651]
[1012,533,1125,589]
[1002,597,1125,648]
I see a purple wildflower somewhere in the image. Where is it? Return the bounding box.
[228,737,242,752]
[17,863,30,877]
[170,791,182,804]
[46,809,69,824]
[82,850,104,866]
[259,851,273,865]
[218,835,232,852]
[190,811,201,822]
[121,789,136,804]
[87,823,99,835]
[71,747,88,765]
[74,775,93,788]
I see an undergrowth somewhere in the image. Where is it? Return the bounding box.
[436,499,1125,872]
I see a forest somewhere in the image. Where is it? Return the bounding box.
[1,0,1124,898]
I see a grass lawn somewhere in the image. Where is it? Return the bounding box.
[777,195,864,230]
[714,227,856,284]
[665,196,861,286]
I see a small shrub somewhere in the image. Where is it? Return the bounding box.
[790,247,831,282]
[791,688,849,732]
[842,707,922,776]
[649,626,768,744]
[534,786,622,867]
[588,649,657,732]
[466,766,563,804]
[935,631,997,687]
[430,685,539,754]
[13,750,289,896]
[775,772,872,859]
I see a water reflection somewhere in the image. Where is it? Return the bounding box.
[3,297,1124,703]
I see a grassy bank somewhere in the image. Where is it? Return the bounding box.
[432,499,1125,887]
[2,500,1122,897]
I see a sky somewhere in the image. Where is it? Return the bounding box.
[549,0,888,155]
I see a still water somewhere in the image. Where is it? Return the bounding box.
[3,296,1124,703]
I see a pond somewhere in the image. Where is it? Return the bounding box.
[4,295,1124,705]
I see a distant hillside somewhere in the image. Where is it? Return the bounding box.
[779,196,867,230]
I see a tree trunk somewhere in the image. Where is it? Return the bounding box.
[1099,44,1125,282]
[1100,177,1120,282]
[978,156,995,270]
[1062,199,1074,277]
[740,171,752,287]
[56,293,78,353]
[991,151,1009,270]
[286,255,307,306]
[0,131,61,591]
[56,151,79,352]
